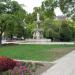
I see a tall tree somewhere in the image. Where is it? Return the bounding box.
[52,0,75,20]
[0,14,12,44]
[0,0,27,44]
[41,0,55,19]
[40,0,75,20]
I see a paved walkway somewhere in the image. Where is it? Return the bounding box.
[2,40,74,45]
[42,50,75,75]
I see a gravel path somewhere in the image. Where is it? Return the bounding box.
[42,50,75,75]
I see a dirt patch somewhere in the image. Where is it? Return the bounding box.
[32,63,53,75]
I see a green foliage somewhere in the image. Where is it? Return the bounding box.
[51,0,75,20]
[60,21,72,41]
[0,14,12,33]
[0,0,10,2]
[0,14,15,44]
[0,3,6,14]
[0,0,75,42]
[4,15,15,40]
[41,0,54,19]
[25,13,35,24]
[59,0,75,17]
[0,0,27,44]
[42,19,60,41]
[26,23,36,38]
[40,0,75,20]
[68,21,75,40]
[44,28,54,40]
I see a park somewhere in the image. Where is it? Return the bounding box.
[0,0,75,75]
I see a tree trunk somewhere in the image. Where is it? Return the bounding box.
[0,34,2,45]
[10,34,13,40]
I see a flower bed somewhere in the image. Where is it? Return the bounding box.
[0,57,44,75]
[0,56,16,72]
[3,62,44,75]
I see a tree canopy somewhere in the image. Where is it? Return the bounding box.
[0,0,27,44]
[0,0,75,44]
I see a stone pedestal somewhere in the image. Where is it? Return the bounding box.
[33,29,43,39]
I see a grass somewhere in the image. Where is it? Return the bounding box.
[0,44,75,61]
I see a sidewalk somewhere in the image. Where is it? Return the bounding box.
[42,50,75,75]
[2,40,74,45]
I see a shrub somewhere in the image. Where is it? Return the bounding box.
[0,56,16,72]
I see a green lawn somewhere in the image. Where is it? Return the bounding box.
[0,44,75,61]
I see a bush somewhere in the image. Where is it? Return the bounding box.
[0,56,16,72]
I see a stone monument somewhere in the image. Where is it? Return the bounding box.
[25,13,51,43]
[33,13,43,39]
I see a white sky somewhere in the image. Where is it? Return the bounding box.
[54,7,64,16]
[14,0,44,13]
[14,0,64,16]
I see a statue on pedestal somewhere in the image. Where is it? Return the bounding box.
[33,13,43,39]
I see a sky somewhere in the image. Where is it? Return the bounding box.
[14,0,64,16]
[14,0,44,13]
[54,7,64,16]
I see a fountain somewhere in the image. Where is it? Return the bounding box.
[33,13,43,39]
[25,13,51,44]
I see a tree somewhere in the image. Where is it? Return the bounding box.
[44,28,54,41]
[60,21,72,41]
[0,14,13,44]
[68,21,75,41]
[25,13,35,24]
[0,0,27,44]
[41,18,60,41]
[52,0,75,20]
[32,0,55,23]
[5,15,17,40]
[0,0,10,2]
[40,0,75,20]
[41,0,55,19]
